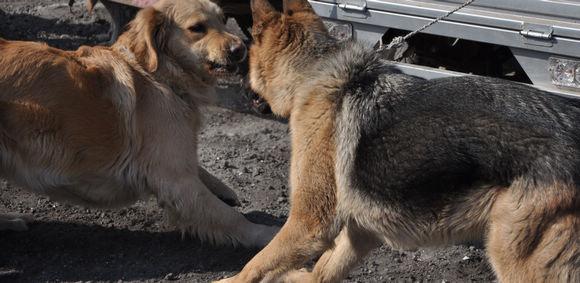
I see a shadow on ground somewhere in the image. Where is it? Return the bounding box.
[0,6,110,50]
[0,211,283,282]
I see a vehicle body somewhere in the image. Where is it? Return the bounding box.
[311,0,580,98]
[97,0,580,98]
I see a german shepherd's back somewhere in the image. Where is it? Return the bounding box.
[333,45,580,281]
[219,0,580,282]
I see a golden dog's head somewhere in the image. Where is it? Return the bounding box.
[118,0,246,81]
[249,0,329,117]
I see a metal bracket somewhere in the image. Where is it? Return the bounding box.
[520,23,554,47]
[338,0,367,12]
[337,0,368,19]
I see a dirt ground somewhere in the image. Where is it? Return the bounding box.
[0,1,495,282]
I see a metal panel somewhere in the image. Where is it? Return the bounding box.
[390,61,580,99]
[107,0,157,8]
[310,1,580,58]
[313,0,580,39]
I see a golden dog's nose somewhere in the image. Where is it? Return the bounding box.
[229,42,247,63]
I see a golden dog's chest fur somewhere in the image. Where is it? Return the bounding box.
[0,0,277,248]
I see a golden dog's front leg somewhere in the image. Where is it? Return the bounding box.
[156,176,277,248]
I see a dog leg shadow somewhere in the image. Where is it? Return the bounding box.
[0,213,33,231]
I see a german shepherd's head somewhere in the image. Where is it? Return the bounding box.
[116,0,246,87]
[249,0,334,117]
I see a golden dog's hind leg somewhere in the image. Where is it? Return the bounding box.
[284,223,381,283]
[0,214,33,231]
[487,181,580,282]
[157,176,278,248]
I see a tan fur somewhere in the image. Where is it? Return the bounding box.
[0,0,276,247]
[217,0,580,281]
[487,180,580,282]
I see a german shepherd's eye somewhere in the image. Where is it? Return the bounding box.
[189,23,206,33]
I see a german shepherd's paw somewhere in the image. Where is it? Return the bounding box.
[0,214,33,231]
[215,268,310,283]
[277,268,311,283]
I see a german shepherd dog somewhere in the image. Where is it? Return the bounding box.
[0,0,277,247]
[218,0,580,281]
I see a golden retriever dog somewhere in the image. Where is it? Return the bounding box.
[0,0,277,247]
[218,0,580,281]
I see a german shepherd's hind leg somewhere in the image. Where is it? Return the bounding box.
[0,213,33,231]
[487,180,580,282]
[283,222,381,283]
[157,176,277,248]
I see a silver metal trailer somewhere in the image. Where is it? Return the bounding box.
[311,0,580,97]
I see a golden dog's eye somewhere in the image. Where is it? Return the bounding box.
[189,23,206,33]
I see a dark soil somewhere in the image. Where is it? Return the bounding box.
[0,1,495,282]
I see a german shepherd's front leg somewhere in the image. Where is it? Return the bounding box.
[220,174,336,282]
[284,223,381,283]
[216,212,331,283]
[216,95,339,281]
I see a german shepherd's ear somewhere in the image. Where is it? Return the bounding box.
[251,0,278,39]
[86,0,99,13]
[132,7,167,72]
[283,0,315,16]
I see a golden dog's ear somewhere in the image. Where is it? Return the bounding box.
[133,7,167,72]
[251,0,278,40]
[283,0,315,15]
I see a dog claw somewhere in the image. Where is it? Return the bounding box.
[219,195,241,207]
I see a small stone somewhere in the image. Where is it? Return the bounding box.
[224,161,238,169]
[164,273,179,280]
[462,256,470,261]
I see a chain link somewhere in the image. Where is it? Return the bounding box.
[378,0,477,51]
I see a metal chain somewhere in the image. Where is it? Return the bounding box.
[378,0,477,51]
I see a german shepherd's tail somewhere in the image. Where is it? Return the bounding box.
[487,179,579,282]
